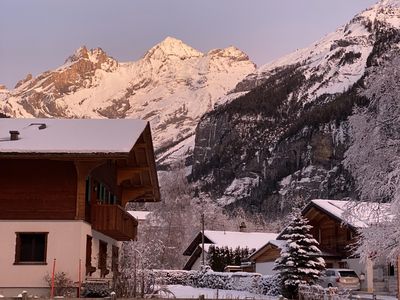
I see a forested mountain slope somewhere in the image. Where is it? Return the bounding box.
[191,0,400,217]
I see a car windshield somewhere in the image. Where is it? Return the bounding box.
[339,271,358,277]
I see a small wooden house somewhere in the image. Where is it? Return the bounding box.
[0,118,160,297]
[248,240,285,274]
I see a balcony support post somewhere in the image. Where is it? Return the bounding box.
[74,161,103,220]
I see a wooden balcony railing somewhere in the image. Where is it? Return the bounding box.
[92,204,138,241]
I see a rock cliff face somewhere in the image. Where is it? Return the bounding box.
[191,0,400,217]
[0,38,255,167]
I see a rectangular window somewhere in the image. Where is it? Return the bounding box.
[15,232,48,264]
[388,264,395,276]
[85,177,91,204]
[112,245,119,273]
[86,235,96,276]
[98,240,109,278]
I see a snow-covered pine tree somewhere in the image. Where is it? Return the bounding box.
[274,210,325,298]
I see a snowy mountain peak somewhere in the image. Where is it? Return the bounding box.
[144,36,203,61]
[360,0,400,28]
[233,0,400,103]
[65,46,89,63]
[208,46,253,63]
[65,46,115,66]
[378,0,400,8]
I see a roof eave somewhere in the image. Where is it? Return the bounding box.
[0,152,131,160]
[183,246,202,270]
[304,201,359,231]
[276,201,358,240]
[248,242,279,261]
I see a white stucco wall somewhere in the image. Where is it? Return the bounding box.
[0,220,119,296]
[255,262,276,275]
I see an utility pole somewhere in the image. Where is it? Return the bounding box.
[201,212,205,265]
[397,255,400,300]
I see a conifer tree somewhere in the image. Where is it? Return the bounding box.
[274,210,325,298]
[207,245,253,271]
[234,247,241,265]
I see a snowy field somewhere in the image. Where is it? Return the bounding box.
[164,285,277,299]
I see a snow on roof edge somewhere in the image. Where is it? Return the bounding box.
[0,118,148,154]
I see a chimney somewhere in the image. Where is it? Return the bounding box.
[9,131,20,141]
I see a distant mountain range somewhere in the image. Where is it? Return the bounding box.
[0,37,255,167]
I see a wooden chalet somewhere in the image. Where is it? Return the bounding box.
[249,199,397,294]
[0,118,160,297]
[302,199,358,266]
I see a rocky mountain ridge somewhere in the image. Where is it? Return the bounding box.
[191,0,400,217]
[0,37,255,167]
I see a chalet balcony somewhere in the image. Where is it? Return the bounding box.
[92,205,138,241]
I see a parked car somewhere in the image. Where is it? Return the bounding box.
[320,268,361,290]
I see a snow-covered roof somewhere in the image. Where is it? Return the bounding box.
[127,211,151,221]
[248,239,286,261]
[269,239,286,248]
[0,118,148,154]
[203,230,278,251]
[306,199,393,229]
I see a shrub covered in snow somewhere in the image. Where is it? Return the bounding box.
[82,281,111,298]
[153,269,195,285]
[197,269,279,295]
[259,275,280,296]
[196,271,228,290]
[153,267,279,295]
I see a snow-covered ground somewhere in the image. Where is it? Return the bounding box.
[164,285,277,299]
[160,285,397,300]
[354,293,397,300]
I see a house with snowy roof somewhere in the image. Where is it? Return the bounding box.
[183,230,278,271]
[249,199,396,294]
[0,118,160,297]
[248,239,285,275]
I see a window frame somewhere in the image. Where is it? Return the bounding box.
[14,232,48,265]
